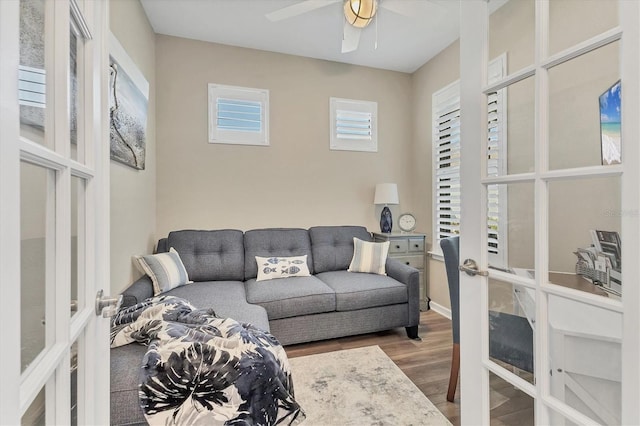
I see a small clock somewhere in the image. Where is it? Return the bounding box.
[398,213,417,232]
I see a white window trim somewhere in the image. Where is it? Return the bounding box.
[330,97,377,152]
[431,54,508,269]
[208,83,269,146]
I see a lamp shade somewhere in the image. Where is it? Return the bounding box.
[374,183,399,205]
[344,0,378,29]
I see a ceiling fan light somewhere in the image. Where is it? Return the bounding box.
[344,0,377,29]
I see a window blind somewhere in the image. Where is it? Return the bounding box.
[487,91,501,256]
[208,83,269,146]
[329,97,377,152]
[18,65,46,108]
[335,110,372,140]
[432,55,507,266]
[216,98,262,133]
[434,92,461,240]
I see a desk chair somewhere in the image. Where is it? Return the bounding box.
[440,236,534,402]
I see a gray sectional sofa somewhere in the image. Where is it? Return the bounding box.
[111,225,421,425]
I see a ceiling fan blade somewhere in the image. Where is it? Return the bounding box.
[380,0,446,17]
[341,21,361,53]
[266,0,340,22]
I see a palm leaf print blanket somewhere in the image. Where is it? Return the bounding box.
[110,296,305,425]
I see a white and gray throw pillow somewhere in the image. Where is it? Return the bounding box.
[348,238,390,275]
[135,247,192,295]
[255,255,311,281]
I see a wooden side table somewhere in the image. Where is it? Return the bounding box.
[372,232,429,311]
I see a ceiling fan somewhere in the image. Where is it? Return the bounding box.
[266,0,441,54]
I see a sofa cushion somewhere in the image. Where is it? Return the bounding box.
[163,281,270,331]
[309,226,372,273]
[315,270,408,311]
[245,275,335,320]
[134,248,192,295]
[167,229,245,282]
[244,228,314,279]
[348,238,390,275]
[111,343,147,426]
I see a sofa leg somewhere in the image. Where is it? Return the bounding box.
[405,326,420,341]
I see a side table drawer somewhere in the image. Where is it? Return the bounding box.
[408,238,425,253]
[393,255,424,269]
[388,239,408,254]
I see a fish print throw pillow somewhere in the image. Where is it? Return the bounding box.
[255,255,311,281]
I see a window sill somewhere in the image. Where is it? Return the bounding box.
[427,251,444,262]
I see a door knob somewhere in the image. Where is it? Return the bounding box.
[459,258,489,277]
[95,289,123,318]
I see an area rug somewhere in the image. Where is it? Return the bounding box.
[288,345,452,425]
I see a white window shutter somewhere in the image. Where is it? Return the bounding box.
[330,97,377,152]
[208,84,269,146]
[18,65,46,108]
[432,54,507,267]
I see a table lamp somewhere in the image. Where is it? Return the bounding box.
[374,183,399,233]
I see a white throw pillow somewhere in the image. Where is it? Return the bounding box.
[348,238,390,275]
[135,247,192,295]
[255,255,311,281]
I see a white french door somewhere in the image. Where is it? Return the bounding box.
[0,0,111,424]
[458,0,639,424]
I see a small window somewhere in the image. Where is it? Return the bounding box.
[208,84,269,146]
[330,97,377,152]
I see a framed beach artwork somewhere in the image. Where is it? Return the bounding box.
[109,32,149,170]
[599,80,621,166]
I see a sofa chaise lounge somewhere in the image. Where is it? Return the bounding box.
[110,225,421,425]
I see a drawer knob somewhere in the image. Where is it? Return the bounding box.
[396,245,401,249]
[406,262,410,265]
[414,244,419,248]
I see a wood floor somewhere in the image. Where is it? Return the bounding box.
[285,310,462,425]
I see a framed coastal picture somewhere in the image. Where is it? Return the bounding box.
[599,80,621,166]
[109,33,149,170]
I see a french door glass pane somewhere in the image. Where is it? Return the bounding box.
[548,41,620,170]
[490,370,534,425]
[70,22,80,160]
[21,386,46,426]
[488,278,535,385]
[549,0,619,56]
[19,0,50,147]
[71,176,85,317]
[21,161,54,372]
[489,0,534,76]
[488,76,535,177]
[488,182,534,272]
[548,176,621,297]
[70,7,87,163]
[71,339,79,426]
[547,293,622,424]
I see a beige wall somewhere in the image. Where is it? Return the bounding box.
[155,35,414,236]
[413,0,621,310]
[109,0,156,294]
[410,39,460,311]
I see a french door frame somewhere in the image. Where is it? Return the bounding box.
[458,0,640,424]
[0,0,111,424]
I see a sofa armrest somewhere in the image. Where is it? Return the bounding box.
[386,258,420,327]
[120,275,154,308]
[156,238,168,253]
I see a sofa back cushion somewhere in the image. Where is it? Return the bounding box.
[244,228,314,279]
[309,226,372,273]
[167,229,245,282]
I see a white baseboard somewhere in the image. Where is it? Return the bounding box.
[429,301,451,320]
